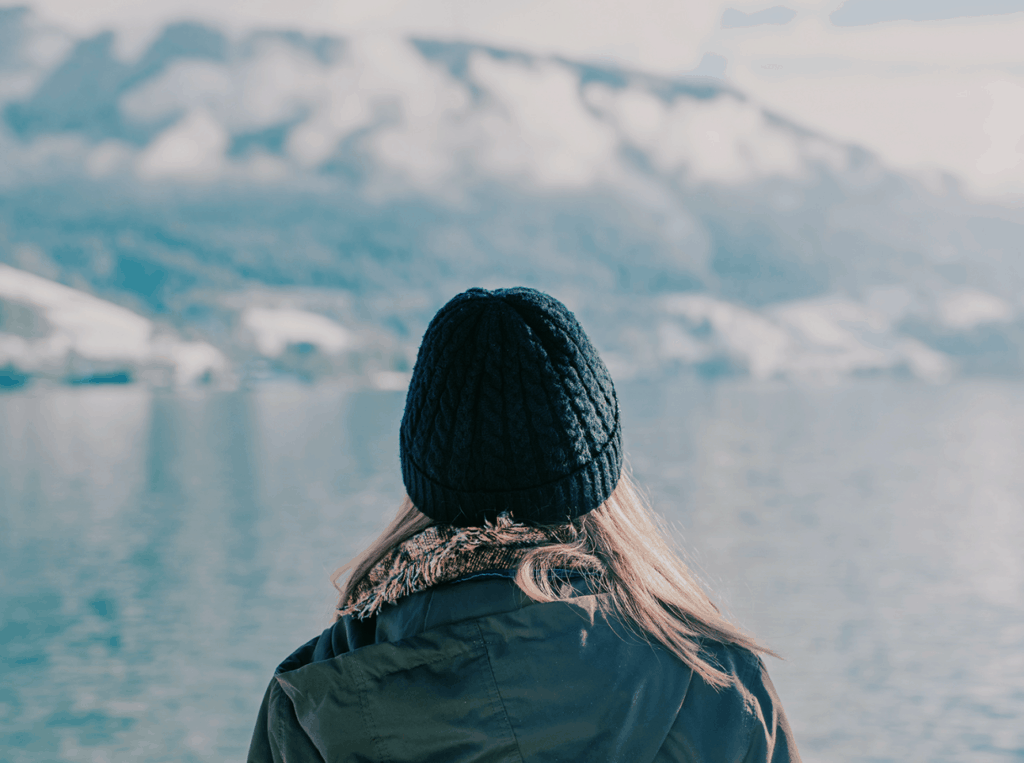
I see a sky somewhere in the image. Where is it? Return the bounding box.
[16,0,1024,202]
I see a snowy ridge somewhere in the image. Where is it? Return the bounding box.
[659,293,952,383]
[0,266,419,388]
[3,260,1022,386]
[0,265,226,386]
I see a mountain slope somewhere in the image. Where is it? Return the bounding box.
[1,10,1022,384]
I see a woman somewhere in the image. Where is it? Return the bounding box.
[248,287,801,762]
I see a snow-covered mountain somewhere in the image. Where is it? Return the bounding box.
[0,263,225,386]
[1,7,1023,386]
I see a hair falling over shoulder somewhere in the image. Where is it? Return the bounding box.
[332,470,778,690]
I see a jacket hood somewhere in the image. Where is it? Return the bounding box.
[274,576,696,763]
[250,575,801,763]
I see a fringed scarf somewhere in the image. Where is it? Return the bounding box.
[339,513,568,620]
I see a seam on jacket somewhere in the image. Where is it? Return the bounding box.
[649,668,691,762]
[739,650,763,762]
[651,638,729,762]
[272,679,325,763]
[352,663,392,763]
[272,680,288,763]
[757,655,780,753]
[363,650,469,679]
[475,621,526,763]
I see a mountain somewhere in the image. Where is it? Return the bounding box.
[0,263,225,387]
[1,7,1023,385]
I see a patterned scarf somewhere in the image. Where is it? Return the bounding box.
[339,514,568,620]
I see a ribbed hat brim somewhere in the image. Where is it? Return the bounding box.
[401,412,622,526]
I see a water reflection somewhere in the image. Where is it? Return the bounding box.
[1,380,1022,762]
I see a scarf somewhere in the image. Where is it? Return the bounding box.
[339,513,575,620]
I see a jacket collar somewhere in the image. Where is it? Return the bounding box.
[375,574,536,643]
[277,572,600,675]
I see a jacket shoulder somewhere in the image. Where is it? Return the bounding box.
[248,677,327,763]
[658,642,802,763]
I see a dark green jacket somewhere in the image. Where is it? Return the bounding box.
[248,574,801,762]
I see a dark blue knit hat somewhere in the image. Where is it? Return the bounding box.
[400,287,622,526]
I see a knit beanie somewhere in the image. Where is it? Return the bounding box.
[400,287,622,526]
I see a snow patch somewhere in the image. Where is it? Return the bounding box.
[0,265,225,385]
[372,370,412,391]
[661,292,952,382]
[663,293,790,379]
[241,307,353,357]
[151,336,229,386]
[0,264,150,362]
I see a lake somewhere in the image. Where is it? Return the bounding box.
[2,378,1023,762]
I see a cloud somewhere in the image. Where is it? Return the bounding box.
[120,37,339,135]
[977,80,1024,177]
[938,288,1015,330]
[23,0,721,73]
[585,84,805,184]
[120,59,232,125]
[712,16,1024,198]
[468,54,618,189]
[343,36,471,185]
[831,0,1024,26]
[85,138,135,177]
[722,6,798,28]
[136,109,228,180]
[15,0,1024,201]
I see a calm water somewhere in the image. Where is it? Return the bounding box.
[1,379,1023,762]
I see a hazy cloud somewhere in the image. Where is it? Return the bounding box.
[721,6,797,29]
[831,0,1024,26]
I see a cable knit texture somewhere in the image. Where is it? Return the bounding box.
[400,287,621,526]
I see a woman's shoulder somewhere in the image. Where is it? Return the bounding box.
[273,614,379,676]
[698,639,767,686]
[269,573,535,677]
[662,640,801,763]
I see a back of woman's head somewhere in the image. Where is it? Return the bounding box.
[399,286,621,527]
[335,287,774,688]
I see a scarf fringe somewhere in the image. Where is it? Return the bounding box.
[339,513,557,620]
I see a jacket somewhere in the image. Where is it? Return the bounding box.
[248,573,801,762]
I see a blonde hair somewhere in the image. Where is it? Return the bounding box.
[333,470,777,689]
